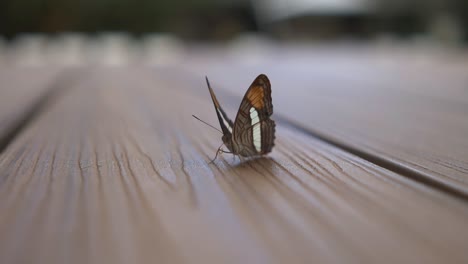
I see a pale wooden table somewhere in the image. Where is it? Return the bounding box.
[0,42,467,264]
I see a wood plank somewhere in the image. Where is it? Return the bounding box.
[180,45,468,196]
[0,66,62,149]
[1,67,468,264]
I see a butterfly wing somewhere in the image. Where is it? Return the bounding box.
[205,76,234,138]
[233,74,275,156]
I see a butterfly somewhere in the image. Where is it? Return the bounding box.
[195,74,275,163]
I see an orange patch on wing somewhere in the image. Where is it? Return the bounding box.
[247,86,264,108]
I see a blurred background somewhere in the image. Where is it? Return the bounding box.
[0,0,467,42]
[0,0,467,64]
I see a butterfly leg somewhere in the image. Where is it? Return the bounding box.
[209,146,223,164]
[209,144,232,164]
[219,148,234,162]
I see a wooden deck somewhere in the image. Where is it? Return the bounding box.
[1,41,468,264]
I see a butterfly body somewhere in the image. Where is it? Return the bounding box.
[206,74,275,160]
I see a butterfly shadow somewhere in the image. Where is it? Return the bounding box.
[214,156,290,200]
[219,155,276,179]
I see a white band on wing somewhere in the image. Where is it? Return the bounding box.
[217,108,233,133]
[250,107,261,152]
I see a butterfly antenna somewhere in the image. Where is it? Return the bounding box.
[192,115,223,134]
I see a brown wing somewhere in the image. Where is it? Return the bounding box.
[233,74,275,156]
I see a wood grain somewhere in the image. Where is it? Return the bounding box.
[1,67,467,264]
[181,45,468,196]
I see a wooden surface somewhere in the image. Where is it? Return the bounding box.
[1,43,468,264]
[182,45,468,196]
[0,66,61,148]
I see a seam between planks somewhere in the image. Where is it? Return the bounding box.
[274,116,468,203]
[0,69,82,155]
